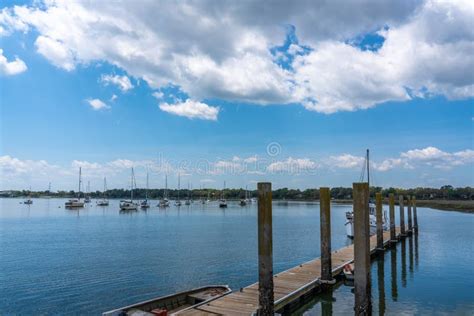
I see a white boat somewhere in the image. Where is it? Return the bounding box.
[219,181,228,208]
[97,177,109,206]
[345,149,389,238]
[159,175,170,207]
[343,263,354,281]
[120,168,138,211]
[175,174,182,206]
[66,168,85,208]
[84,181,91,203]
[140,173,150,209]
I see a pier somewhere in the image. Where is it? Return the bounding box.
[181,182,414,315]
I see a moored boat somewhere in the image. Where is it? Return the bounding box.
[103,285,231,316]
[97,177,109,206]
[120,168,138,211]
[66,167,85,209]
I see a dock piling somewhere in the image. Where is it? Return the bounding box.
[319,187,334,284]
[257,182,274,316]
[399,195,406,238]
[407,196,413,235]
[353,182,372,315]
[376,192,384,251]
[389,193,397,243]
[412,196,418,233]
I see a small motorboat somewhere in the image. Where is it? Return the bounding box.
[175,200,182,207]
[23,199,33,205]
[140,200,150,209]
[158,199,170,207]
[97,199,109,206]
[219,199,228,208]
[103,285,231,316]
[239,199,247,206]
[343,263,354,281]
[65,198,84,208]
[120,200,138,211]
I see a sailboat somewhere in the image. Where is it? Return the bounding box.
[140,173,150,209]
[23,187,33,204]
[240,186,248,206]
[345,149,389,238]
[97,177,109,206]
[175,174,182,206]
[219,181,228,208]
[65,168,85,208]
[185,182,191,205]
[120,168,138,211]
[159,175,170,207]
[84,181,91,203]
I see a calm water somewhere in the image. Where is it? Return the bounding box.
[0,198,473,315]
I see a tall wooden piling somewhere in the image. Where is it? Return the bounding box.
[376,192,384,251]
[389,193,397,243]
[353,182,371,315]
[407,196,413,235]
[412,196,418,233]
[399,195,406,237]
[257,182,273,315]
[320,187,334,284]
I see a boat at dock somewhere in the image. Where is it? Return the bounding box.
[65,167,85,209]
[345,149,389,238]
[103,285,231,316]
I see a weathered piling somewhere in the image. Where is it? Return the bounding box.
[376,192,384,251]
[399,195,406,237]
[319,187,334,284]
[257,182,273,315]
[353,182,371,315]
[412,196,418,233]
[407,196,413,235]
[377,253,386,316]
[389,193,397,243]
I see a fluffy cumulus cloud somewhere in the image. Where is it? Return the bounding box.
[86,98,109,110]
[0,0,472,114]
[100,74,134,92]
[159,99,219,121]
[0,48,27,75]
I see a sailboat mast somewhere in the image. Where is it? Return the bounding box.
[177,174,180,200]
[78,167,82,199]
[146,172,149,200]
[165,175,168,198]
[366,149,370,193]
[131,168,134,201]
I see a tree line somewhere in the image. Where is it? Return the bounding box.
[2,185,472,200]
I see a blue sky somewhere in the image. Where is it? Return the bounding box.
[0,0,473,191]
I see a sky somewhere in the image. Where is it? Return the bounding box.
[0,0,473,191]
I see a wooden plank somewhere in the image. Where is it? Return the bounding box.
[180,227,402,316]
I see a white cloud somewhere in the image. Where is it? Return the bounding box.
[400,147,474,169]
[35,35,75,71]
[159,99,219,121]
[86,98,109,110]
[0,48,27,75]
[152,91,164,100]
[100,74,133,92]
[327,154,365,169]
[267,157,318,173]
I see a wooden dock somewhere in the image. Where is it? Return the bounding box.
[180,228,401,315]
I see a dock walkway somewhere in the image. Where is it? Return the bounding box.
[180,228,401,315]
